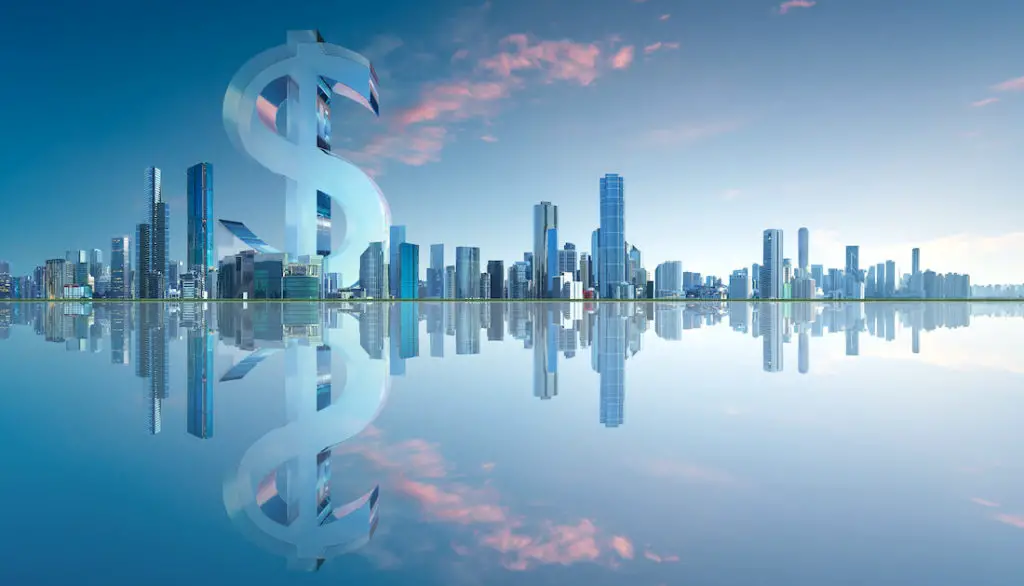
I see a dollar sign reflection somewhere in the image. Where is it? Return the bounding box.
[223,29,390,286]
[222,305,390,570]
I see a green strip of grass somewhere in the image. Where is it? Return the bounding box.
[0,297,1012,303]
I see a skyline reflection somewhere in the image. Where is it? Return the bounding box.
[2,300,1023,583]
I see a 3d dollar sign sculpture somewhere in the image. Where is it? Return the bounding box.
[223,29,390,286]
[223,307,390,570]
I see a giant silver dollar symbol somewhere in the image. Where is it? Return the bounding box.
[223,309,390,570]
[223,30,390,286]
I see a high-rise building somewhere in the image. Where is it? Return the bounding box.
[487,260,505,299]
[151,201,169,298]
[186,320,215,439]
[655,261,683,297]
[885,259,896,296]
[811,264,824,288]
[428,243,444,297]
[0,261,9,275]
[911,247,922,296]
[389,225,406,298]
[798,227,809,275]
[397,242,419,299]
[545,228,559,296]
[135,223,151,298]
[444,265,456,298]
[187,162,215,294]
[359,242,386,298]
[455,247,480,299]
[557,243,577,278]
[44,259,66,299]
[845,245,861,298]
[533,202,558,297]
[89,249,102,279]
[729,269,750,299]
[760,229,783,300]
[598,174,626,299]
[591,229,600,289]
[110,237,130,299]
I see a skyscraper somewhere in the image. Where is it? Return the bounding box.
[186,318,215,439]
[151,201,169,298]
[487,260,505,299]
[546,228,559,296]
[760,229,783,300]
[591,229,600,289]
[598,174,625,299]
[428,243,444,297]
[455,246,480,299]
[911,247,922,296]
[186,162,215,294]
[845,245,861,298]
[358,242,386,298]
[532,202,558,298]
[389,225,406,298]
[136,223,151,298]
[885,259,896,296]
[111,237,130,299]
[397,242,419,299]
[798,227,809,276]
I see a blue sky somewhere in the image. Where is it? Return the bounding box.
[0,0,1022,283]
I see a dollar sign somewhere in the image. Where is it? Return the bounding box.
[222,309,391,570]
[223,29,390,286]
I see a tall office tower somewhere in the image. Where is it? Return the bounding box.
[397,242,419,299]
[444,265,456,298]
[89,249,103,279]
[428,244,444,297]
[533,201,558,297]
[44,259,67,299]
[627,245,642,284]
[911,247,921,295]
[885,259,896,296]
[845,245,860,290]
[545,228,559,296]
[389,225,406,298]
[811,264,824,289]
[186,162,215,295]
[479,273,491,299]
[598,174,626,299]
[186,316,215,439]
[487,260,505,299]
[782,258,793,285]
[136,223,151,298]
[760,230,784,300]
[558,243,578,277]
[150,201,169,298]
[874,262,885,297]
[110,237,130,299]
[751,263,760,294]
[590,229,600,288]
[729,269,750,299]
[0,260,9,275]
[72,250,90,286]
[455,246,480,299]
[655,261,683,297]
[798,227,809,276]
[358,242,386,298]
[578,253,592,290]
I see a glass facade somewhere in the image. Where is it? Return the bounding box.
[316,190,332,257]
[359,242,386,298]
[389,225,406,298]
[546,228,559,297]
[598,174,625,299]
[398,242,419,299]
[186,328,215,439]
[760,229,784,300]
[455,247,480,299]
[283,275,319,299]
[218,220,281,254]
[532,202,557,297]
[186,163,215,277]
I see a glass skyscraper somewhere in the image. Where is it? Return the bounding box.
[358,242,386,299]
[398,242,419,299]
[532,202,557,298]
[186,323,215,439]
[455,246,480,299]
[186,162,215,290]
[389,225,406,298]
[598,174,625,299]
[760,229,783,300]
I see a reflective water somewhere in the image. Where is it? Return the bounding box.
[1,301,1023,585]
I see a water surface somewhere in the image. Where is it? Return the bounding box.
[1,301,1022,586]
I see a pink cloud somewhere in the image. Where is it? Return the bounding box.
[991,76,1024,92]
[778,0,816,14]
[611,46,635,69]
[970,497,1001,508]
[353,32,640,172]
[660,13,671,21]
[995,514,1024,528]
[337,426,678,572]
[610,536,634,559]
[644,41,680,55]
[970,97,999,107]
[644,551,681,563]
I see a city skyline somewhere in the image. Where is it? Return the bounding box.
[1,0,1023,284]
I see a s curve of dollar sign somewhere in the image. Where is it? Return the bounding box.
[223,29,390,286]
[222,308,391,570]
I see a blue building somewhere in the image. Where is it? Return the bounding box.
[186,163,215,289]
[389,225,406,298]
[455,246,480,299]
[546,228,559,296]
[398,242,419,299]
[598,174,625,299]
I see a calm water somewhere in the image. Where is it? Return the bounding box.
[1,301,1023,586]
